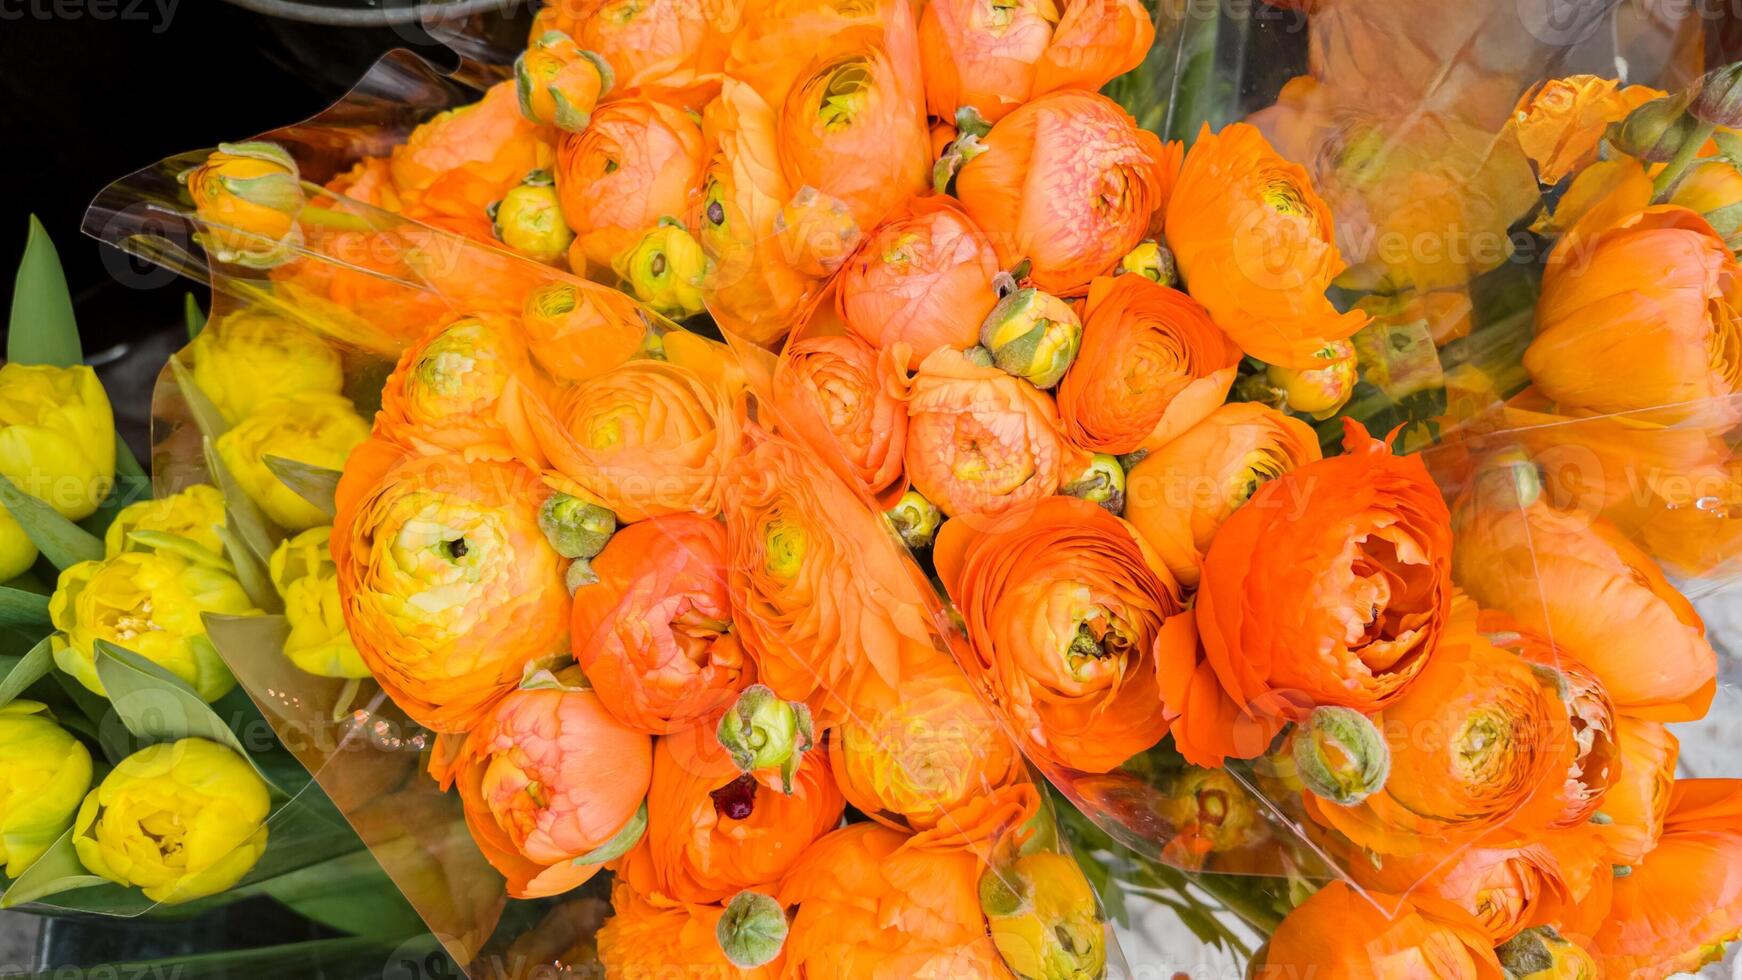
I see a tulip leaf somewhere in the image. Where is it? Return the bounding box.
[0,826,108,910]
[214,523,282,615]
[263,454,340,518]
[0,585,51,628]
[185,291,208,340]
[82,438,154,537]
[93,639,252,761]
[0,475,105,568]
[6,215,84,368]
[0,635,53,708]
[169,354,230,440]
[202,435,281,565]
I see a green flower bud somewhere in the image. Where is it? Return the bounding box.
[978,287,1082,389]
[1691,61,1742,129]
[931,132,987,194]
[1473,448,1542,511]
[538,493,616,559]
[716,891,787,969]
[716,684,815,794]
[1115,240,1176,285]
[565,556,599,594]
[1611,92,1700,163]
[886,490,943,549]
[612,222,707,318]
[1061,454,1126,515]
[1496,926,1600,980]
[1293,706,1390,806]
[493,176,574,264]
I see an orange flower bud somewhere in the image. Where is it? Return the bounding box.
[555,98,706,271]
[1511,76,1664,184]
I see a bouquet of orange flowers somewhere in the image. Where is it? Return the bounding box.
[67,0,1742,976]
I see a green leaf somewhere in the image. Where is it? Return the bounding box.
[0,826,107,909]
[184,291,208,340]
[203,436,280,565]
[256,850,424,939]
[81,439,153,537]
[0,475,104,568]
[169,354,230,441]
[0,636,52,707]
[92,639,253,761]
[0,586,51,628]
[6,215,83,367]
[263,455,339,518]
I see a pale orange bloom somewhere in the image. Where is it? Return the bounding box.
[770,334,908,504]
[1511,75,1663,184]
[390,81,548,211]
[556,98,706,271]
[546,0,740,94]
[519,278,649,384]
[1258,882,1503,980]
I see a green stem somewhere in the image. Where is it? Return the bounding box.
[1654,121,1716,199]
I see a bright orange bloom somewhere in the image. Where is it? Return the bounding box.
[771,334,908,503]
[530,359,743,522]
[1057,275,1243,455]
[898,346,1076,520]
[1164,122,1368,368]
[1178,420,1452,766]
[391,82,550,243]
[331,440,570,732]
[1595,717,1679,867]
[1258,882,1503,980]
[1510,76,1663,184]
[956,91,1165,294]
[374,313,547,463]
[570,515,752,734]
[520,279,649,384]
[838,195,1001,368]
[596,879,782,979]
[615,722,842,906]
[720,434,932,711]
[556,99,706,271]
[1305,597,1577,857]
[430,683,650,898]
[1596,779,1742,978]
[935,495,1190,773]
[777,823,1014,979]
[1527,204,1742,428]
[918,0,1151,124]
[1451,474,1718,721]
[1123,402,1321,588]
[830,651,1036,849]
[546,0,738,94]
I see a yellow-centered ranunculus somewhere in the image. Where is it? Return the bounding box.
[0,363,116,520]
[0,701,93,878]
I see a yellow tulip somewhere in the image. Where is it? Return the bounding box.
[214,392,369,531]
[0,363,116,520]
[103,483,227,559]
[269,527,367,679]
[0,701,93,877]
[50,548,256,701]
[73,738,269,905]
[0,509,37,581]
[190,309,343,425]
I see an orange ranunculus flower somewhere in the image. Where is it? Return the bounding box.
[390,82,551,241]
[530,359,743,523]
[1257,882,1503,980]
[898,346,1076,521]
[720,433,932,710]
[596,879,782,979]
[556,98,706,271]
[615,722,843,906]
[1597,779,1742,978]
[830,650,1035,848]
[1450,468,1718,721]
[1595,716,1679,868]
[1123,402,1321,588]
[777,823,1014,979]
[547,0,738,94]
[429,680,650,898]
[1510,76,1663,185]
[520,279,649,384]
[957,91,1167,294]
[771,334,908,504]
[1526,205,1742,428]
[1305,596,1578,857]
[374,313,547,463]
[918,0,1151,124]
[1178,420,1452,766]
[1056,275,1243,456]
[331,441,571,732]
[934,495,1191,773]
[570,514,752,734]
[838,195,1001,368]
[1164,122,1368,368]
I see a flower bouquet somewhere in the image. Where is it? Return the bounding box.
[54,0,1742,976]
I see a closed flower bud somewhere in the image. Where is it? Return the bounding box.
[1266,339,1357,419]
[1690,61,1742,128]
[1611,92,1699,163]
[537,493,615,559]
[1293,705,1390,806]
[885,489,942,549]
[215,392,370,532]
[1061,453,1127,514]
[716,685,815,794]
[181,142,306,268]
[978,287,1082,389]
[982,851,1107,980]
[493,172,574,265]
[1115,240,1176,285]
[515,30,612,132]
[50,547,255,702]
[0,363,116,521]
[269,527,367,679]
[612,221,707,319]
[716,890,787,970]
[72,738,269,905]
[103,484,227,560]
[1497,926,1600,979]
[0,701,93,877]
[0,511,37,582]
[189,310,343,425]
